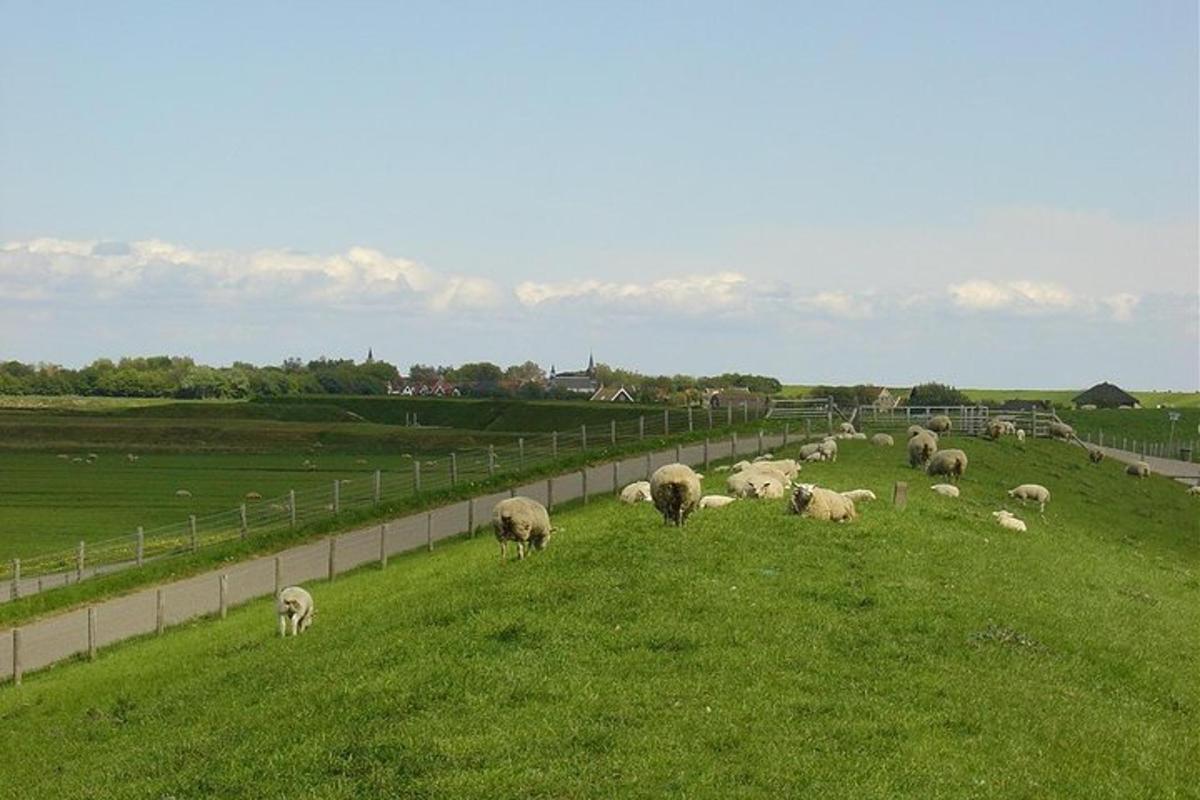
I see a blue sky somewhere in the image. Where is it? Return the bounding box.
[1,1,1196,388]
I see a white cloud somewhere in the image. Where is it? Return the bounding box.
[796,291,874,319]
[1101,293,1140,322]
[515,271,753,315]
[949,279,1076,313]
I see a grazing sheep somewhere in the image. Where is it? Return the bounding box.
[908,431,938,468]
[840,489,876,503]
[1008,484,1050,512]
[992,511,1027,532]
[927,415,952,434]
[851,432,868,440]
[798,443,822,460]
[56,453,70,460]
[726,469,786,499]
[788,483,857,522]
[713,465,731,473]
[277,586,315,637]
[87,452,99,460]
[926,449,968,483]
[245,491,263,501]
[1016,429,1026,442]
[984,419,1007,440]
[838,422,856,435]
[71,457,84,463]
[818,438,838,462]
[174,489,192,498]
[1126,461,1150,478]
[125,453,140,462]
[1048,421,1075,440]
[699,494,737,509]
[650,463,703,526]
[753,453,775,462]
[870,433,895,447]
[907,425,926,439]
[1186,485,1200,496]
[733,460,753,472]
[492,496,554,560]
[1088,448,1104,464]
[620,481,653,505]
[930,484,960,498]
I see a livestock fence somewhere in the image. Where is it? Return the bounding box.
[1,403,772,604]
[1,428,794,684]
[1075,431,1197,463]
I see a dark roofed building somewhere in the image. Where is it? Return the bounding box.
[1072,382,1140,409]
[996,398,1053,412]
[547,353,600,395]
[590,385,635,403]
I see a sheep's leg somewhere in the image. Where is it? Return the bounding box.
[289,615,299,636]
[278,614,286,638]
[517,542,526,560]
[499,540,507,562]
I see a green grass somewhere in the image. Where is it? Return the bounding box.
[779,386,1200,409]
[2,437,1196,798]
[1058,408,1200,448]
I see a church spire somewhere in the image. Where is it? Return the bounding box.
[587,351,595,376]
[366,347,373,363]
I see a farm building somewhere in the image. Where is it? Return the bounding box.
[590,385,635,403]
[861,386,901,411]
[1073,382,1140,409]
[387,378,460,397]
[548,354,600,395]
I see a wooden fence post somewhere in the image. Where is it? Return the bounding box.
[518,438,525,470]
[155,589,165,635]
[552,431,559,458]
[758,429,764,455]
[76,540,85,581]
[675,444,682,463]
[136,527,144,567]
[378,524,388,568]
[11,629,21,686]
[546,478,554,510]
[328,537,337,580]
[88,607,97,660]
[189,515,197,552]
[610,420,617,445]
[731,431,738,455]
[687,406,694,432]
[707,407,713,428]
[273,557,282,598]
[639,417,645,440]
[219,574,229,619]
[704,438,710,470]
[581,424,588,450]
[11,558,19,601]
[414,460,422,492]
[468,498,475,537]
[743,402,749,423]
[488,445,496,477]
[664,409,670,435]
[612,462,619,494]
[239,504,248,539]
[892,481,908,511]
[783,423,789,448]
[727,405,733,426]
[581,470,589,504]
[427,512,434,551]
[644,453,652,478]
[289,490,296,528]
[374,469,382,502]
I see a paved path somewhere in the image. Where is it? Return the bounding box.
[1090,444,1200,485]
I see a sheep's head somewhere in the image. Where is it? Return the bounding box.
[790,483,816,512]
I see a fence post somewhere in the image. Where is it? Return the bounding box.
[374,469,382,502]
[427,512,434,551]
[645,453,652,478]
[189,515,198,552]
[414,460,422,492]
[289,490,296,528]
[379,524,388,568]
[731,431,738,455]
[758,429,764,455]
[518,438,525,470]
[708,407,714,428]
[328,537,337,580]
[743,402,749,423]
[239,504,248,539]
[552,431,559,457]
[704,437,710,470]
[581,424,588,450]
[664,409,670,435]
[687,406,694,432]
[726,405,733,426]
[11,629,21,686]
[88,607,97,660]
[610,420,617,445]
[805,418,811,437]
[612,462,619,494]
[155,589,165,635]
[76,540,85,581]
[273,557,282,598]
[826,403,833,433]
[892,481,908,510]
[468,498,476,537]
[546,478,554,510]
[639,416,645,440]
[488,445,496,478]
[136,527,144,567]
[11,558,19,601]
[783,423,789,448]
[219,574,229,619]
[675,444,682,463]
[582,469,589,504]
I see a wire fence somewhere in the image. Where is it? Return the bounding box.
[2,403,773,602]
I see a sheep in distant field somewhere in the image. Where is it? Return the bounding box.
[798,443,822,460]
[1186,485,1200,496]
[620,481,652,504]
[699,494,737,509]
[926,449,968,483]
[930,483,960,498]
[1048,421,1075,440]
[992,511,1027,532]
[788,483,857,522]
[840,489,876,503]
[355,458,368,464]
[927,415,952,434]
[87,452,99,460]
[1126,461,1150,478]
[1088,448,1104,464]
[175,489,192,498]
[908,431,938,468]
[492,496,554,560]
[870,433,894,447]
[1008,484,1050,512]
[650,463,703,526]
[277,586,315,637]
[838,422,856,435]
[245,491,263,501]
[57,453,70,460]
[1016,429,1026,442]
[125,453,140,462]
[71,457,84,463]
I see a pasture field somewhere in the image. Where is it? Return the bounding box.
[779,386,1200,409]
[2,438,1196,798]
[1058,408,1200,449]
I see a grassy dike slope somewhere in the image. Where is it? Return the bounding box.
[1,439,1196,799]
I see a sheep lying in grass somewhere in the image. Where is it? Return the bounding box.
[492,496,554,560]
[1088,448,1104,464]
[803,451,827,462]
[992,511,1027,532]
[930,484,960,498]
[840,489,876,503]
[245,491,262,501]
[1186,485,1200,496]
[1126,461,1150,478]
[175,489,192,498]
[1007,484,1050,512]
[788,483,857,522]
[738,458,801,481]
[1048,421,1075,440]
[908,431,938,468]
[620,481,652,504]
[870,433,894,446]
[727,470,786,499]
[650,463,703,526]
[699,494,736,509]
[277,586,315,637]
[927,415,952,434]
[926,449,968,483]
[838,422,856,435]
[798,443,822,460]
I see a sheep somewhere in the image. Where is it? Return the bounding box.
[798,443,822,460]
[125,453,140,462]
[71,457,84,463]
[908,431,938,468]
[838,422,856,435]
[1048,421,1075,440]
[174,489,192,498]
[726,469,786,499]
[620,481,652,504]
[984,419,1007,440]
[277,586,315,637]
[930,483,960,498]
[927,415,952,434]
[1007,484,1050,512]
[788,483,857,522]
[733,460,753,472]
[803,452,826,462]
[650,463,703,526]
[713,465,731,473]
[851,432,868,440]
[840,489,876,503]
[492,496,554,560]
[245,491,263,501]
[1016,429,1026,442]
[1186,485,1200,496]
[1088,448,1104,464]
[1125,461,1150,478]
[817,438,838,462]
[926,449,968,483]
[753,453,775,462]
[56,453,70,460]
[906,425,926,439]
[699,494,737,509]
[870,433,894,447]
[992,511,1027,532]
[746,458,801,481]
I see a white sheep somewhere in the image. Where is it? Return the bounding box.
[927,415,952,434]
[245,491,263,501]
[798,443,822,460]
[838,422,856,435]
[908,431,938,468]
[840,489,876,503]
[930,484,960,498]
[1048,421,1075,440]
[851,432,868,440]
[870,433,894,446]
[726,469,786,499]
[1126,461,1150,478]
[277,586,315,637]
[698,494,737,509]
[650,463,703,525]
[1186,485,1200,496]
[175,489,192,498]
[818,438,838,462]
[1007,484,1050,512]
[788,483,857,522]
[803,451,826,462]
[992,510,1027,532]
[620,481,652,504]
[492,496,554,560]
[745,458,801,481]
[1016,429,1026,442]
[926,449,968,483]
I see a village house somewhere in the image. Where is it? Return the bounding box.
[1072,382,1140,409]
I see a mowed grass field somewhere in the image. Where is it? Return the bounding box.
[780,386,1200,409]
[2,438,1196,798]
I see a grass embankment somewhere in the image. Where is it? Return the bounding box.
[1,437,1196,798]
[779,386,1200,409]
[1058,408,1200,448]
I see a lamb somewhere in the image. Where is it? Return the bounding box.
[727,469,786,499]
[930,483,960,498]
[277,586,315,637]
[908,431,938,468]
[699,494,736,509]
[1088,448,1104,464]
[174,489,192,498]
[1048,421,1075,440]
[927,415,952,434]
[992,510,1027,532]
[788,483,857,522]
[1186,485,1200,496]
[870,433,894,446]
[245,491,263,501]
[838,422,856,435]
[753,453,774,462]
[1016,429,1026,442]
[1125,461,1150,478]
[650,463,703,526]
[817,438,838,462]
[619,481,652,504]
[840,489,876,503]
[492,496,554,560]
[926,448,968,483]
[1007,484,1050,512]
